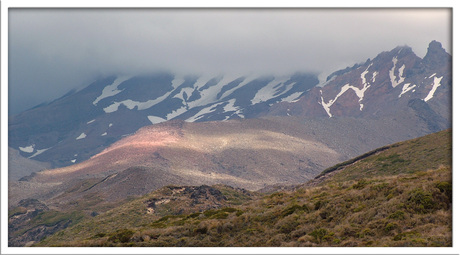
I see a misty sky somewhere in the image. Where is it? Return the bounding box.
[8,8,451,115]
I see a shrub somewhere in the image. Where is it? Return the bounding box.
[281,204,310,217]
[393,231,420,241]
[407,188,435,213]
[309,228,334,243]
[194,226,208,235]
[108,229,134,243]
[352,179,369,190]
[384,222,398,233]
[388,210,405,220]
[436,181,452,202]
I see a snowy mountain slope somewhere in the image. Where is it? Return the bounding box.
[8,41,450,173]
[9,72,318,169]
[268,41,451,127]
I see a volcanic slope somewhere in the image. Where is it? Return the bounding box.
[13,110,435,207]
[35,129,451,247]
[22,118,341,193]
[9,41,451,172]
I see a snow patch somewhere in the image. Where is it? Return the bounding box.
[319,75,336,87]
[148,116,166,125]
[103,77,185,113]
[399,83,417,98]
[171,76,185,89]
[429,73,437,79]
[76,133,87,140]
[29,147,51,158]
[281,91,304,103]
[188,74,241,109]
[389,57,405,88]
[87,119,96,124]
[166,106,188,120]
[360,63,372,85]
[186,98,244,122]
[219,74,258,99]
[251,77,291,104]
[372,71,378,83]
[71,159,76,163]
[103,94,170,113]
[173,87,194,101]
[101,132,107,136]
[19,145,34,153]
[424,76,443,102]
[186,103,220,122]
[93,76,131,105]
[109,123,113,127]
[321,81,371,117]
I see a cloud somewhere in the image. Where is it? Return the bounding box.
[8,8,451,114]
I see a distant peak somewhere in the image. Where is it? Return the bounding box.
[428,40,444,51]
[423,40,450,68]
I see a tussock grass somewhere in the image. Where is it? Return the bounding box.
[38,166,451,247]
[35,129,452,247]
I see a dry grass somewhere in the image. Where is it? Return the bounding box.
[37,165,451,247]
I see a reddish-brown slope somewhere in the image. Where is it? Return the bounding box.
[28,118,342,191]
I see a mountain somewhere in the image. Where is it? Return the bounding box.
[28,129,451,247]
[268,41,451,128]
[8,147,50,181]
[10,114,433,208]
[8,41,450,177]
[9,72,318,169]
[7,41,452,246]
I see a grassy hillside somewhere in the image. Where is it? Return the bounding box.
[314,128,451,183]
[35,129,452,247]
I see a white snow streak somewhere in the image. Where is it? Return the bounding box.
[186,103,220,122]
[372,71,378,82]
[429,73,437,79]
[281,91,304,103]
[320,66,372,117]
[360,63,372,85]
[109,123,113,127]
[166,106,188,120]
[76,133,87,140]
[187,75,238,108]
[389,57,405,88]
[399,83,417,98]
[93,76,131,105]
[19,145,34,153]
[103,90,172,113]
[101,132,107,136]
[171,77,185,89]
[251,77,290,104]
[219,74,258,99]
[148,116,166,125]
[424,76,443,102]
[87,119,95,124]
[103,76,186,113]
[29,147,51,158]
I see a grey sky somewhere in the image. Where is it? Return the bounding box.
[8,8,451,115]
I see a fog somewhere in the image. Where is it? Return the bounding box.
[8,8,451,114]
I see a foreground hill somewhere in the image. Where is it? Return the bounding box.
[30,129,451,247]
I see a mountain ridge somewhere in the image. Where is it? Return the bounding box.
[9,41,450,173]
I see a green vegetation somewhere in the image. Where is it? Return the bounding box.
[31,129,452,247]
[37,166,451,247]
[318,129,451,183]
